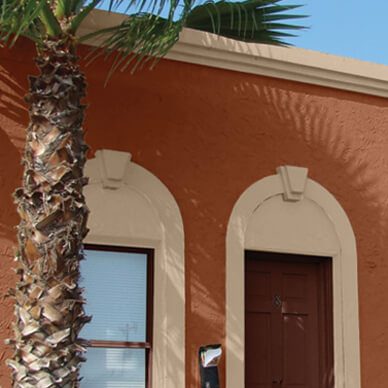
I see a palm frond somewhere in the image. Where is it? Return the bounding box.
[0,0,47,45]
[70,0,102,33]
[79,0,305,76]
[107,0,186,18]
[0,0,306,73]
[82,14,184,80]
[0,0,103,44]
[185,0,307,44]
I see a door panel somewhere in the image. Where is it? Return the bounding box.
[245,313,271,387]
[245,251,333,388]
[283,313,308,386]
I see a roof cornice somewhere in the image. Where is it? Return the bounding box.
[80,9,388,98]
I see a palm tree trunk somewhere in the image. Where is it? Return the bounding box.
[7,38,90,388]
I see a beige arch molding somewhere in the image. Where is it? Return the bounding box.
[84,149,185,388]
[226,165,361,388]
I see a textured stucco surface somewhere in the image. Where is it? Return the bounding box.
[1,39,388,387]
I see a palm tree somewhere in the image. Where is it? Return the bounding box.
[0,0,305,386]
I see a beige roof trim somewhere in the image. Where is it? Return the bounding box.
[80,9,388,98]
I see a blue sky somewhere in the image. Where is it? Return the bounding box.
[98,0,388,65]
[284,0,388,65]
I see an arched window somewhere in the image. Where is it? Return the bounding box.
[81,149,185,388]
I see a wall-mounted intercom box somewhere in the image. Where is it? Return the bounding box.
[199,344,222,388]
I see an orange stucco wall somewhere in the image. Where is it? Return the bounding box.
[1,39,388,387]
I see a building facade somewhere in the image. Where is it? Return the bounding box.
[1,10,388,387]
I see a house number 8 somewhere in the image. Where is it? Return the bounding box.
[273,295,282,308]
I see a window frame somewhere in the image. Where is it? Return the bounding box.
[83,243,155,388]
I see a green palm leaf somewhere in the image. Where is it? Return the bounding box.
[0,0,306,70]
[80,14,184,79]
[0,0,48,44]
[185,0,306,44]
[78,0,306,76]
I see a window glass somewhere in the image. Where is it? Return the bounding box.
[80,249,148,342]
[80,348,146,388]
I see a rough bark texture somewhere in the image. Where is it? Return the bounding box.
[7,39,90,388]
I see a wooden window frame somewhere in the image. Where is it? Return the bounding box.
[83,243,155,388]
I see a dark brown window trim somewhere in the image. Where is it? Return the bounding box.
[88,340,152,349]
[83,243,154,388]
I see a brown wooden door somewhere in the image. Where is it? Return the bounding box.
[245,251,333,388]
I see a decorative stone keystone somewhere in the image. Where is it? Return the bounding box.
[95,149,132,189]
[276,165,308,201]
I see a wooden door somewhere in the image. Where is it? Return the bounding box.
[245,251,333,388]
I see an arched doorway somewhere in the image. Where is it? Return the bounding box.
[226,165,360,388]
